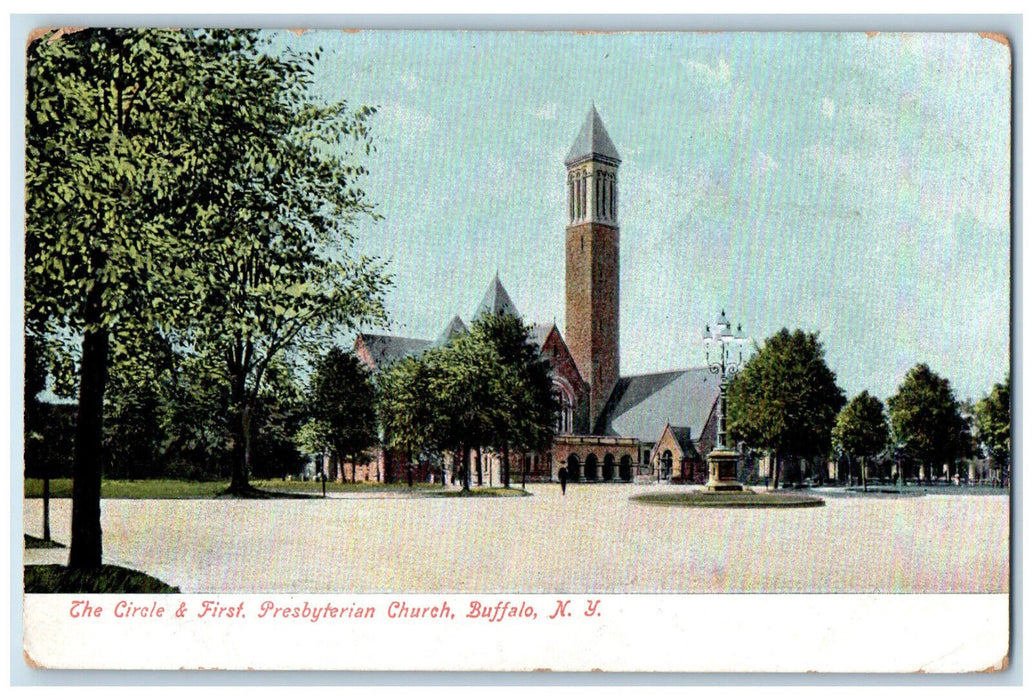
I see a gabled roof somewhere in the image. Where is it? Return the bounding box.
[472,274,520,320]
[565,104,621,167]
[596,367,720,443]
[436,315,468,346]
[356,333,432,370]
[528,322,555,349]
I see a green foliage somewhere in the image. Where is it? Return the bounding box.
[833,391,889,460]
[309,347,378,477]
[887,364,970,475]
[378,313,558,488]
[726,328,845,459]
[974,374,1010,469]
[166,32,391,491]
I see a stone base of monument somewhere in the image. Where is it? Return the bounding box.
[705,449,744,492]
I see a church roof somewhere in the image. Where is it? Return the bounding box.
[596,367,720,443]
[565,104,621,167]
[356,333,432,369]
[472,274,520,320]
[436,315,468,346]
[528,322,555,348]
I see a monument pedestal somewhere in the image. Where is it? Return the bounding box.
[705,448,744,492]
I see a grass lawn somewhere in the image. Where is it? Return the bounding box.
[24,478,448,499]
[631,489,825,508]
[427,487,531,498]
[25,564,179,593]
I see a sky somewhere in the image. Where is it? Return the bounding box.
[268,30,1011,402]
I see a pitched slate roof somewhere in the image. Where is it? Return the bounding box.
[357,333,432,369]
[436,315,468,346]
[596,367,720,443]
[565,104,621,167]
[472,274,520,320]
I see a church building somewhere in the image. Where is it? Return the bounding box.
[351,106,721,484]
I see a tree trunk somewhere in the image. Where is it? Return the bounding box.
[42,476,51,543]
[503,445,510,488]
[461,445,471,491]
[475,447,483,486]
[771,453,781,490]
[861,456,868,493]
[228,367,252,493]
[69,321,109,570]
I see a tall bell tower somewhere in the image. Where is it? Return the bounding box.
[564,105,621,433]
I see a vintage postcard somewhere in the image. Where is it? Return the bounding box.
[18,25,1011,673]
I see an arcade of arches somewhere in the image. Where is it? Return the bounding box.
[551,436,639,483]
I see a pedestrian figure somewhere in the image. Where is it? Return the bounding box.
[559,466,568,495]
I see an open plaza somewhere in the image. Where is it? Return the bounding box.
[23,484,1008,595]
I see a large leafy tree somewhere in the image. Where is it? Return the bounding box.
[177,35,389,496]
[726,328,845,488]
[26,28,229,568]
[887,363,969,485]
[832,391,889,492]
[310,347,378,482]
[378,355,442,484]
[471,313,557,488]
[973,374,1010,486]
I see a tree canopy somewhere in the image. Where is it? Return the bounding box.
[974,374,1010,476]
[309,347,379,482]
[378,313,558,489]
[726,328,845,486]
[832,390,889,489]
[887,363,969,483]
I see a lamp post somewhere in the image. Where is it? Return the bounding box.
[703,310,749,491]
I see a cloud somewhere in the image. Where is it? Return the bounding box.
[752,151,780,177]
[530,102,557,120]
[376,103,435,136]
[681,57,731,85]
[821,96,835,120]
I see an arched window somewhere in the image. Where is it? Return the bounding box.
[661,451,673,480]
[585,453,599,481]
[566,454,580,481]
[619,455,633,482]
[602,453,616,481]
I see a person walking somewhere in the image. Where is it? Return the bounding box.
[559,466,568,495]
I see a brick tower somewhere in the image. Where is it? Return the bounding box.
[564,105,621,433]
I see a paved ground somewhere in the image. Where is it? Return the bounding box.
[22,483,1009,594]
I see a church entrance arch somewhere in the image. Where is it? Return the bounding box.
[566,455,580,482]
[619,455,633,482]
[602,454,615,481]
[584,454,599,482]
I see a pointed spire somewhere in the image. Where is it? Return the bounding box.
[473,275,520,320]
[435,315,468,346]
[565,104,621,167]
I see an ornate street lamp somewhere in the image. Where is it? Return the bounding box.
[703,310,749,491]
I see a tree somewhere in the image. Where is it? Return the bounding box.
[176,35,390,496]
[26,28,230,568]
[974,374,1010,486]
[472,313,557,488]
[726,328,845,489]
[378,355,441,484]
[832,391,889,492]
[887,364,969,485]
[310,347,378,482]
